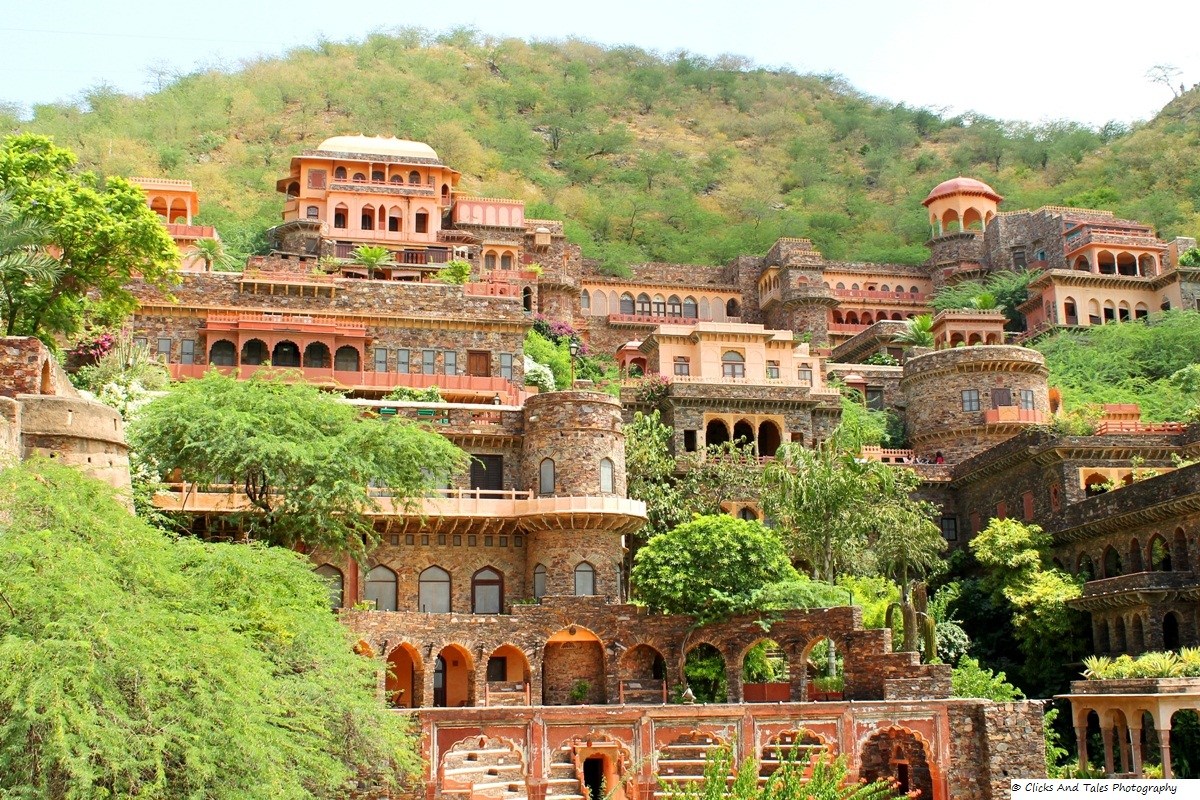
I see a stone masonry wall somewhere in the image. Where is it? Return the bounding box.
[521,392,626,497]
[0,396,18,467]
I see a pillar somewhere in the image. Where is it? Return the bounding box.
[1101,727,1115,776]
[1075,725,1089,773]
[1117,723,1131,774]
[1159,726,1173,780]
[1128,719,1144,776]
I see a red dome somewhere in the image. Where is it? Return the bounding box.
[922,176,1002,206]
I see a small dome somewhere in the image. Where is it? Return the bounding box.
[923,176,1002,206]
[316,135,439,161]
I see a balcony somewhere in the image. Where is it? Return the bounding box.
[348,401,524,439]
[983,407,1046,425]
[202,311,366,337]
[1064,228,1162,254]
[1094,420,1186,435]
[606,313,740,327]
[154,484,646,534]
[1069,570,1200,611]
[833,289,927,302]
[333,243,449,264]
[165,223,216,240]
[167,363,528,404]
[828,323,869,335]
[464,282,521,298]
[328,181,436,198]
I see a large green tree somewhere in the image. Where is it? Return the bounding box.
[129,371,468,558]
[0,134,177,338]
[0,459,419,799]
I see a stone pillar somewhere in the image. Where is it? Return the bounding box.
[1117,723,1131,774]
[1075,725,1089,773]
[1159,725,1173,779]
[1128,721,1144,776]
[1101,727,1115,775]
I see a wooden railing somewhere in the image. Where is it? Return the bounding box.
[1094,420,1186,435]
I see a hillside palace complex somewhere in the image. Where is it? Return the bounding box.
[5,134,1200,797]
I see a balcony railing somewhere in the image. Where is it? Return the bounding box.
[827,323,869,334]
[333,244,450,264]
[833,289,927,302]
[1094,420,1186,435]
[983,407,1046,424]
[165,223,216,239]
[202,310,366,336]
[464,282,520,297]
[1079,570,1196,597]
[167,363,527,403]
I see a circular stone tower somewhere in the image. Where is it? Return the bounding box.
[520,391,636,600]
[900,345,1049,464]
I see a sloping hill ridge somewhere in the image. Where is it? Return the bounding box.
[6,30,1200,270]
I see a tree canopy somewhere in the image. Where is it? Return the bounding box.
[0,459,418,799]
[630,515,803,620]
[0,134,177,338]
[128,371,468,558]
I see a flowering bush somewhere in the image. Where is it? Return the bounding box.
[67,331,116,363]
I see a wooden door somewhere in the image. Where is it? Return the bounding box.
[467,350,490,377]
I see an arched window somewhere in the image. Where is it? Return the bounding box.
[1103,546,1123,578]
[620,293,635,315]
[721,351,745,379]
[306,205,319,219]
[574,562,596,596]
[334,166,347,180]
[390,174,402,184]
[272,341,301,368]
[472,567,503,614]
[581,290,591,311]
[682,296,697,319]
[726,298,741,318]
[415,211,429,234]
[636,293,651,314]
[522,286,533,312]
[418,566,451,613]
[652,294,666,316]
[738,507,757,521]
[361,206,374,230]
[408,171,421,184]
[333,204,348,229]
[315,564,344,610]
[500,253,513,270]
[209,340,236,366]
[335,346,360,371]
[599,458,614,493]
[533,564,547,599]
[484,252,497,270]
[303,342,331,368]
[352,172,366,183]
[539,458,555,495]
[365,564,397,612]
[667,295,682,316]
[371,170,385,182]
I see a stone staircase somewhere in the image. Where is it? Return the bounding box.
[544,747,586,800]
[653,733,728,800]
[441,737,528,800]
[757,731,826,783]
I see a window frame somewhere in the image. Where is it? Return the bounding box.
[961,389,981,412]
[574,562,596,596]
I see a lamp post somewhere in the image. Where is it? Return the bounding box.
[568,339,580,387]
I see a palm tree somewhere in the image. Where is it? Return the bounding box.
[970,290,999,310]
[351,245,393,270]
[0,192,62,335]
[892,313,934,348]
[187,237,240,272]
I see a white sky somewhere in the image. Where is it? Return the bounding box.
[3,0,1199,126]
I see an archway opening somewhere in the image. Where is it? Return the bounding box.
[334,345,360,371]
[1150,535,1172,571]
[684,643,727,703]
[619,643,667,704]
[732,420,755,447]
[433,644,474,708]
[705,419,730,448]
[1164,612,1182,651]
[386,644,422,708]
[859,729,934,800]
[803,636,844,700]
[303,342,331,368]
[1104,546,1123,578]
[271,341,300,368]
[543,627,605,705]
[39,360,53,394]
[485,644,530,705]
[742,639,789,702]
[241,339,268,366]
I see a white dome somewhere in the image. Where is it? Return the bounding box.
[316,135,439,161]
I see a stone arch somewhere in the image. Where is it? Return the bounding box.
[543,626,606,705]
[832,309,844,324]
[732,419,755,447]
[434,643,475,707]
[1084,472,1107,493]
[845,311,859,325]
[1149,534,1172,571]
[592,290,607,316]
[684,642,728,703]
[891,312,903,320]
[726,298,741,318]
[683,296,698,318]
[271,340,301,368]
[861,311,874,325]
[1103,546,1123,578]
[635,293,651,314]
[1116,252,1137,276]
[1074,255,1090,271]
[1173,527,1189,571]
[800,635,844,701]
[522,286,533,312]
[984,333,999,344]
[740,638,790,703]
[619,643,667,703]
[1097,251,1116,274]
[858,726,935,800]
[1164,611,1182,650]
[386,643,423,707]
[949,332,965,346]
[1077,552,1095,581]
[698,297,710,319]
[962,207,983,230]
[486,643,531,703]
[1095,618,1111,654]
[360,204,375,231]
[619,292,635,315]
[967,333,983,345]
[334,345,360,372]
[1138,253,1156,275]
[39,359,53,394]
[941,208,960,233]
[303,342,331,368]
[240,338,268,365]
[149,196,169,220]
[365,563,398,611]
[208,339,236,366]
[314,563,344,609]
[758,420,782,457]
[705,418,730,447]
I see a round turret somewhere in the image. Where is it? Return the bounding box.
[520,391,629,600]
[900,345,1049,464]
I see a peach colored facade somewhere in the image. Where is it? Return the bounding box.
[132,176,217,272]
[923,177,1001,237]
[640,322,830,391]
[274,135,463,254]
